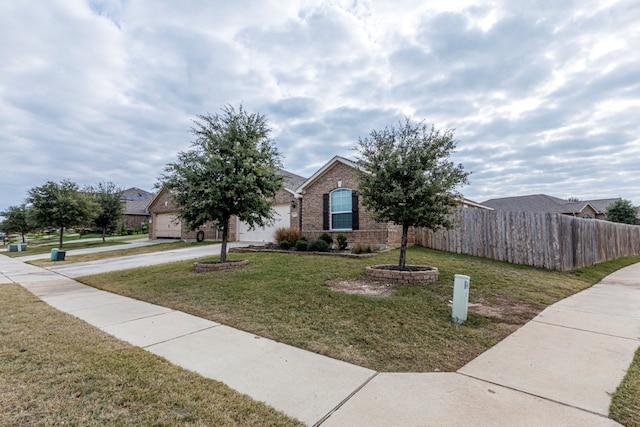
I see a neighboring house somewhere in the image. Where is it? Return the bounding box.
[481,194,620,220]
[120,187,154,230]
[147,169,306,242]
[294,156,489,248]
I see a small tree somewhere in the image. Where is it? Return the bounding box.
[161,105,283,262]
[28,180,97,248]
[357,118,470,269]
[86,181,124,242]
[0,204,35,243]
[606,199,637,224]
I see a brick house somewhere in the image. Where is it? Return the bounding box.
[294,156,488,248]
[147,169,305,242]
[148,157,487,246]
[481,194,621,220]
[120,187,153,231]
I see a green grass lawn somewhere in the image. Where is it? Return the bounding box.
[78,246,640,373]
[0,284,302,426]
[610,347,640,426]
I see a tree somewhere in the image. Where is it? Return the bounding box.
[356,118,470,269]
[0,204,35,243]
[28,180,97,248]
[86,181,124,242]
[606,199,637,225]
[160,105,283,262]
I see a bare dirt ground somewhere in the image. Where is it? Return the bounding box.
[326,278,396,297]
[326,278,544,327]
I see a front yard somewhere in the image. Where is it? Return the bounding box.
[78,247,640,373]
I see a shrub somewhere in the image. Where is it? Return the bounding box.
[275,227,302,246]
[308,239,330,252]
[336,234,348,250]
[279,240,291,250]
[351,241,373,254]
[296,239,308,251]
[299,236,308,242]
[319,233,333,246]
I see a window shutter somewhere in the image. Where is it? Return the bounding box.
[352,192,359,230]
[322,193,330,230]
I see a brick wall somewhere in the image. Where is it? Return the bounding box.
[299,161,391,246]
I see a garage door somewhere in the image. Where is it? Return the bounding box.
[155,213,182,239]
[237,204,289,242]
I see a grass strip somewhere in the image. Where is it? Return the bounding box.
[28,241,218,267]
[610,347,640,426]
[0,284,302,426]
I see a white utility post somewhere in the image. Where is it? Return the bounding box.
[452,274,470,324]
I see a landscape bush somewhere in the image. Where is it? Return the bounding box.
[279,240,291,250]
[296,239,308,251]
[336,234,348,250]
[351,241,374,254]
[274,227,302,246]
[308,239,330,252]
[319,233,333,246]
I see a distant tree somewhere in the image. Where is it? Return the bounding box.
[160,105,283,262]
[28,180,97,248]
[86,181,124,242]
[356,118,470,269]
[606,199,637,225]
[0,204,35,243]
[567,197,580,202]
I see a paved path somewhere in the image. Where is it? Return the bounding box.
[1,250,638,426]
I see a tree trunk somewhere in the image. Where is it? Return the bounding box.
[398,223,409,269]
[220,222,229,263]
[58,226,64,249]
[102,227,107,243]
[21,233,26,243]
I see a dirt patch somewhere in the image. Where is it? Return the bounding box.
[326,278,396,297]
[468,299,545,326]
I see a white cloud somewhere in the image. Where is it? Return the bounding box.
[1,0,639,213]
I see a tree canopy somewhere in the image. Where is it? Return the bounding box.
[27,180,97,248]
[0,204,35,243]
[356,118,470,269]
[606,199,637,225]
[86,181,124,242]
[160,105,283,262]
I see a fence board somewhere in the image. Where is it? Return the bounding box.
[416,208,640,271]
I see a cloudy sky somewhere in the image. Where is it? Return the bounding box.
[1,0,639,213]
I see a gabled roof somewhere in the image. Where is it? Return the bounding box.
[120,187,154,215]
[120,187,154,201]
[481,194,620,215]
[296,156,364,193]
[276,169,307,194]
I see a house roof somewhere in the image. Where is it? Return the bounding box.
[120,187,154,216]
[121,187,154,201]
[276,169,307,194]
[296,156,364,194]
[481,194,620,215]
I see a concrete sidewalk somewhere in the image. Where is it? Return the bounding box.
[1,254,637,426]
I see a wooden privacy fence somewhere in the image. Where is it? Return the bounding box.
[416,208,640,271]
